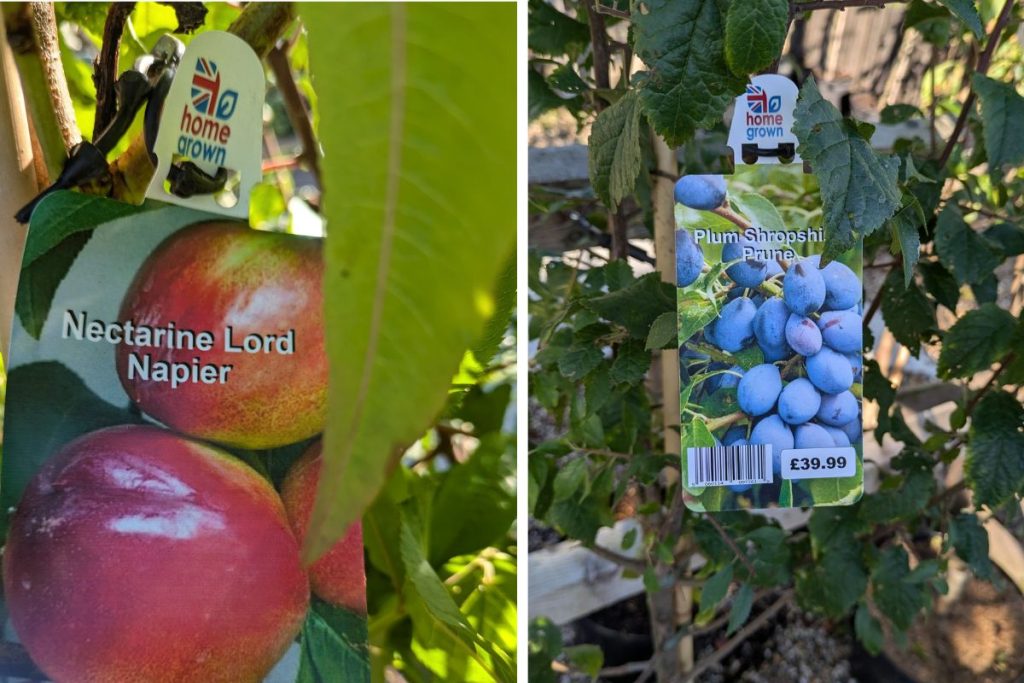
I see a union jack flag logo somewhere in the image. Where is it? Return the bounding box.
[191,58,222,116]
[746,85,782,114]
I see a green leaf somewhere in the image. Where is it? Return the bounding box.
[918,261,960,311]
[934,204,1001,285]
[528,0,590,56]
[936,0,984,37]
[724,0,789,76]
[564,644,604,678]
[888,192,924,286]
[0,362,144,537]
[609,339,652,384]
[880,103,923,124]
[972,74,1024,171]
[879,268,935,355]
[854,603,884,655]
[296,599,370,683]
[966,390,1024,507]
[872,546,929,631]
[984,222,1024,258]
[631,0,746,146]
[589,90,643,211]
[529,67,567,120]
[558,344,603,381]
[472,253,517,368]
[796,544,867,617]
[948,513,994,579]
[859,468,934,523]
[697,563,734,622]
[646,310,678,350]
[726,584,755,635]
[586,273,675,338]
[678,291,718,344]
[303,3,516,561]
[553,457,589,502]
[807,454,863,505]
[732,193,786,233]
[937,304,1015,379]
[528,618,562,683]
[793,77,901,259]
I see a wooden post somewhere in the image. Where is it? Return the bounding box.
[0,9,38,358]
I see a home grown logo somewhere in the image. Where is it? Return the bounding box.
[178,57,239,166]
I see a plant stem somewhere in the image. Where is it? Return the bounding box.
[790,0,907,16]
[92,2,136,138]
[267,43,321,185]
[706,513,757,576]
[936,0,1016,168]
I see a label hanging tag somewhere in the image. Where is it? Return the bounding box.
[727,74,802,167]
[145,31,264,218]
[678,76,863,512]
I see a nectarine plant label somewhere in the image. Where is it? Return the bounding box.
[677,76,863,512]
[2,189,368,682]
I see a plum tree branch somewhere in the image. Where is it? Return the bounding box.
[937,0,1016,168]
[706,513,757,577]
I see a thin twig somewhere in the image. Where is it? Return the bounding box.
[964,351,1015,415]
[592,3,630,19]
[587,543,647,573]
[676,591,794,683]
[267,43,321,185]
[93,2,136,138]
[705,514,757,577]
[863,279,885,326]
[29,2,79,151]
[791,0,907,17]
[936,0,1016,168]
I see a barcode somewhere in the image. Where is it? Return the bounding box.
[687,445,773,487]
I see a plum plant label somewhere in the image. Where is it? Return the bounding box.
[676,163,864,512]
[781,447,857,480]
[145,31,264,218]
[2,193,369,682]
[726,74,802,166]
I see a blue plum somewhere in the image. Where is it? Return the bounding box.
[753,298,789,349]
[765,259,783,278]
[706,364,743,393]
[846,353,862,381]
[822,425,851,447]
[723,238,767,288]
[777,378,822,425]
[760,342,793,362]
[722,425,748,446]
[737,364,782,416]
[713,297,757,352]
[674,175,727,210]
[841,415,862,443]
[818,310,862,353]
[806,347,854,394]
[751,415,793,474]
[676,229,704,287]
[783,259,826,315]
[808,255,860,310]
[816,390,858,427]
[785,314,823,356]
[795,423,834,449]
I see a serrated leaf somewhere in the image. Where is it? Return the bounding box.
[854,603,884,655]
[936,0,984,37]
[872,546,929,632]
[795,544,867,617]
[948,513,994,579]
[589,90,643,210]
[724,0,788,76]
[587,272,675,338]
[647,311,678,350]
[984,222,1024,258]
[859,468,934,523]
[631,0,746,146]
[303,3,516,561]
[610,339,652,384]
[937,304,1015,379]
[793,77,901,259]
[934,204,1001,285]
[879,268,935,355]
[558,344,604,381]
[973,74,1024,170]
[966,390,1024,507]
[726,584,755,635]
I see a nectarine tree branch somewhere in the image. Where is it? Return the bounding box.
[267,43,321,186]
[28,2,78,151]
[92,2,136,138]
